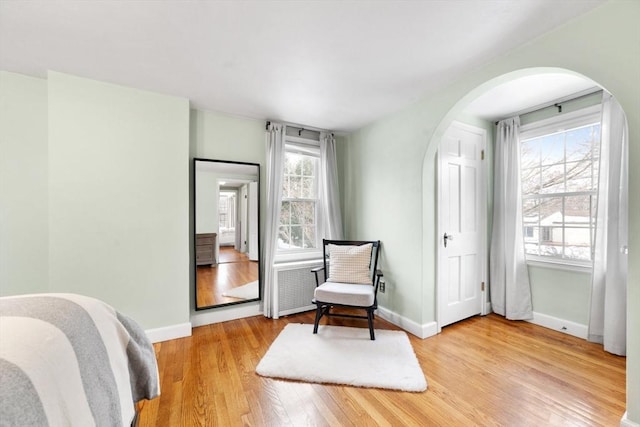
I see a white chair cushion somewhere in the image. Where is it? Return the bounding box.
[327,244,372,284]
[314,282,375,307]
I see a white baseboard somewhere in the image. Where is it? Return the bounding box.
[527,311,588,340]
[377,306,438,339]
[191,302,261,328]
[621,412,640,427]
[145,322,192,343]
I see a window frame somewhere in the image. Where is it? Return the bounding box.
[275,137,324,261]
[519,105,601,270]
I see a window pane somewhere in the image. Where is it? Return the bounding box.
[539,133,564,166]
[282,176,290,198]
[303,225,316,249]
[302,177,314,198]
[540,242,562,257]
[566,125,594,162]
[284,155,295,174]
[288,176,302,198]
[538,197,562,223]
[565,194,592,218]
[564,227,592,261]
[540,163,564,194]
[279,147,320,253]
[291,225,303,248]
[302,201,315,224]
[525,240,541,256]
[521,139,540,169]
[287,201,312,224]
[303,157,314,176]
[520,115,600,264]
[564,195,593,261]
[522,199,539,227]
[521,167,541,195]
[565,160,595,192]
[280,201,290,224]
[290,201,304,225]
[278,226,290,247]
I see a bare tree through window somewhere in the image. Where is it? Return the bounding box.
[521,119,600,262]
[279,151,319,250]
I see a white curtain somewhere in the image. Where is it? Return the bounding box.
[490,117,533,320]
[588,94,628,356]
[262,122,285,318]
[320,132,344,240]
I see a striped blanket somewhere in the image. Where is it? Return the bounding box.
[0,293,160,426]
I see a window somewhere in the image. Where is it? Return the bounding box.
[219,191,236,230]
[524,226,534,238]
[278,143,321,251]
[520,106,601,265]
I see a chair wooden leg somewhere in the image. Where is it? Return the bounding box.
[367,309,375,340]
[313,305,323,334]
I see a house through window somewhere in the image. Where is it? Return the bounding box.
[520,105,601,265]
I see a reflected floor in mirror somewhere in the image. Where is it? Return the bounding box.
[196,247,259,308]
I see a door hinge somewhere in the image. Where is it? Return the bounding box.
[481,150,485,160]
[481,281,485,291]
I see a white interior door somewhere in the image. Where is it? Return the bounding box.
[438,121,487,328]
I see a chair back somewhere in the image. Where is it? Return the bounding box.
[321,239,381,285]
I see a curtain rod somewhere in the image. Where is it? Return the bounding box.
[494,88,603,125]
[265,120,333,135]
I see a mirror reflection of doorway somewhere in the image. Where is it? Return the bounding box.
[195,159,260,309]
[215,187,258,304]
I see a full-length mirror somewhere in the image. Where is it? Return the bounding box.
[195,159,260,310]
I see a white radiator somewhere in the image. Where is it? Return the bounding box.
[273,260,324,318]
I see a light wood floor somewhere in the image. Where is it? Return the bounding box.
[137,312,626,426]
[196,247,259,308]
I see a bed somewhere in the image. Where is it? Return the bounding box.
[0,293,160,426]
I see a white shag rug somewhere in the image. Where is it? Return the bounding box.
[256,323,427,392]
[222,280,258,299]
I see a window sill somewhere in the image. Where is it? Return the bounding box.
[274,250,323,265]
[526,258,592,273]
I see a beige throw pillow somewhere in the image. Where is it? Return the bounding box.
[327,244,373,284]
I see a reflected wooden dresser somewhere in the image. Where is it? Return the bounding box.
[196,233,216,266]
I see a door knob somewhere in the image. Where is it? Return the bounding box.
[444,232,453,247]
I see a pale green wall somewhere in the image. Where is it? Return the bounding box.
[189,109,265,317]
[341,1,639,421]
[529,266,591,324]
[191,109,266,164]
[0,71,191,330]
[195,170,220,234]
[0,71,49,296]
[340,118,426,321]
[47,71,191,329]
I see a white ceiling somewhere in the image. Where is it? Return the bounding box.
[464,73,600,121]
[0,0,605,132]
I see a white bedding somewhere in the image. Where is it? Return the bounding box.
[0,293,160,426]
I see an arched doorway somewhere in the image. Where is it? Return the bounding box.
[423,68,628,347]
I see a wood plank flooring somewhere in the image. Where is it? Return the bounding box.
[196,247,259,307]
[137,312,626,426]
